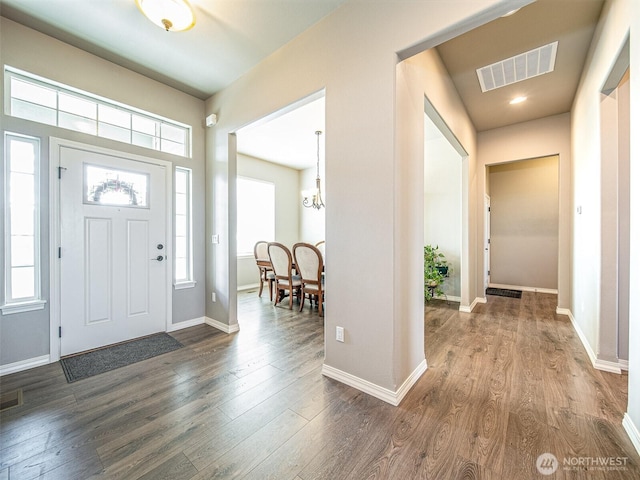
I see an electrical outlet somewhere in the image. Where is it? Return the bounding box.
[211,292,216,302]
[212,234,220,244]
[336,326,344,342]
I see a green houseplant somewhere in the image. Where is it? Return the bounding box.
[424,245,449,302]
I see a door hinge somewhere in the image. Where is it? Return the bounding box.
[58,247,62,259]
[488,238,490,244]
[488,206,491,212]
[58,166,67,179]
[488,270,490,275]
[58,326,62,338]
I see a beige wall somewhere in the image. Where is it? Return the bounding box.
[0,18,206,366]
[400,47,479,312]
[488,156,559,290]
[205,0,505,396]
[477,113,571,307]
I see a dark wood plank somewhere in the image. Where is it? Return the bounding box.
[1,291,638,480]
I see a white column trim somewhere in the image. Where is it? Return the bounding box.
[322,359,427,406]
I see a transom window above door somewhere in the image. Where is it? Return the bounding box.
[5,66,192,158]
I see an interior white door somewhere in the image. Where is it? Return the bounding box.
[484,194,491,290]
[59,146,167,356]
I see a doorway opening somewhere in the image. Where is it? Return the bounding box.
[598,35,630,372]
[233,92,326,330]
[486,155,560,294]
[423,97,468,307]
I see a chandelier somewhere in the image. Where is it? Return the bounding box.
[303,131,325,210]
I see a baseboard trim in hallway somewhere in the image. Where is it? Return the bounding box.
[558,307,623,374]
[623,413,640,456]
[322,359,428,406]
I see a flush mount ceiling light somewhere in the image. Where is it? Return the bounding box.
[510,96,527,105]
[501,8,521,17]
[136,0,196,32]
[477,41,558,93]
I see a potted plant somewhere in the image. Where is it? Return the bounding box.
[424,245,449,302]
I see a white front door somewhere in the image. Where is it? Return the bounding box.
[59,145,167,356]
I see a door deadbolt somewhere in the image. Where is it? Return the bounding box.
[157,244,164,250]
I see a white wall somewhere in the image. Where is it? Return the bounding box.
[236,154,299,289]
[627,0,640,443]
[0,18,206,366]
[477,113,571,307]
[571,0,629,364]
[572,0,640,451]
[205,0,506,397]
[424,131,462,298]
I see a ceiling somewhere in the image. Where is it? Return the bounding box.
[237,96,325,170]
[0,0,347,100]
[1,0,605,166]
[436,0,604,132]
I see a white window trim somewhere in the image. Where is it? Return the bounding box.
[174,281,196,290]
[2,132,45,315]
[174,166,194,287]
[1,300,46,315]
[5,66,192,158]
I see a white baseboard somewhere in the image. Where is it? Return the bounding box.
[205,316,240,334]
[0,354,50,377]
[623,413,640,456]
[434,294,461,302]
[167,316,205,332]
[594,358,623,374]
[620,359,629,371]
[489,283,558,294]
[238,283,260,292]
[564,308,622,374]
[459,296,486,313]
[321,359,427,406]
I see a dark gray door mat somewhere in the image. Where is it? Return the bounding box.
[60,332,183,383]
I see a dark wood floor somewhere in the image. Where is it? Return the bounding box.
[1,292,638,479]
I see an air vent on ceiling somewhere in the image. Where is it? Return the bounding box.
[476,41,558,92]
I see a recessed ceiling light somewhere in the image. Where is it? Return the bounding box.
[510,96,527,105]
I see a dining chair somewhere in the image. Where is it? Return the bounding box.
[315,240,325,260]
[253,241,275,300]
[268,242,302,309]
[293,242,325,317]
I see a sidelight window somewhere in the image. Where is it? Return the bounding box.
[2,133,46,314]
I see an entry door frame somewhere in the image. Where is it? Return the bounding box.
[49,137,173,362]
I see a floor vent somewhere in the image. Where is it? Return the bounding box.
[477,41,558,92]
[0,389,23,412]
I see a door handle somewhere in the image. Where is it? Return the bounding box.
[151,255,165,261]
